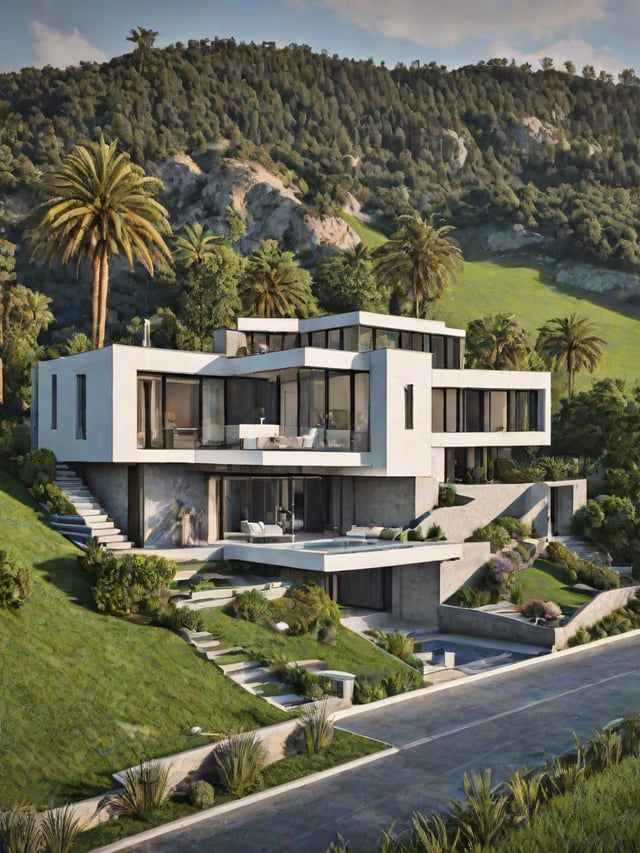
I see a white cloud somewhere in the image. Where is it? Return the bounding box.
[489,37,625,76]
[28,20,106,68]
[317,0,606,48]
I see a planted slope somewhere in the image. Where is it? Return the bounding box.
[0,469,284,808]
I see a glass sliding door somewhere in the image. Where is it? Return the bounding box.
[165,377,199,448]
[354,372,369,450]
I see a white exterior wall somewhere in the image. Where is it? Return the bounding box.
[34,348,115,462]
[367,348,433,477]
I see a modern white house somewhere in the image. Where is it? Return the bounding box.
[31,311,589,618]
[32,310,557,544]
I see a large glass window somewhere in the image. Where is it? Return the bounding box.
[327,371,351,448]
[202,378,225,446]
[375,328,399,349]
[299,369,325,433]
[227,377,277,426]
[76,375,86,440]
[464,390,484,432]
[137,375,162,448]
[354,372,369,451]
[51,374,57,430]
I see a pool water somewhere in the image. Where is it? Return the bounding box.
[297,538,410,553]
[414,638,535,666]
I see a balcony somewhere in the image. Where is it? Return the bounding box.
[143,424,369,452]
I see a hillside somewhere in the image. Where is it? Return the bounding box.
[2,37,640,362]
[0,468,284,807]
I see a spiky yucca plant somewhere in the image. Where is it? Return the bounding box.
[450,769,508,848]
[99,759,170,818]
[506,766,547,827]
[299,700,334,755]
[40,804,82,853]
[212,730,265,798]
[0,803,42,853]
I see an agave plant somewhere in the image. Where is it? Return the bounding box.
[99,759,171,818]
[547,732,586,795]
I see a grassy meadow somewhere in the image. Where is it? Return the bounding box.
[343,212,640,394]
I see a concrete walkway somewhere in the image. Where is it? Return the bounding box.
[99,631,640,853]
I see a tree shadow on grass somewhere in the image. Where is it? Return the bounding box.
[36,554,95,608]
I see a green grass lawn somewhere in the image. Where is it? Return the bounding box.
[341,211,640,394]
[0,469,285,808]
[517,559,594,613]
[0,469,398,810]
[199,606,412,680]
[435,255,640,393]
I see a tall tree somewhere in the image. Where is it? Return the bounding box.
[375,214,462,318]
[126,27,158,73]
[536,313,606,399]
[240,239,318,318]
[177,245,245,349]
[466,313,531,369]
[30,135,172,349]
[313,243,387,313]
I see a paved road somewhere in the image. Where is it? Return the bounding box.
[122,635,640,853]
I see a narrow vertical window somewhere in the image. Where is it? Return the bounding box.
[404,384,414,430]
[51,374,57,430]
[76,374,86,439]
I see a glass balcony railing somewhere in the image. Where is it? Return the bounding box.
[140,423,369,451]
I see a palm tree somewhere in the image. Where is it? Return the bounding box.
[30,135,172,349]
[536,313,606,398]
[126,27,158,73]
[240,240,317,318]
[466,313,530,369]
[173,222,220,268]
[375,214,463,318]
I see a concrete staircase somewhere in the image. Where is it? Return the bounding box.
[51,464,133,551]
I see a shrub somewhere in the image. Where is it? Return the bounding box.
[317,624,336,644]
[211,731,265,798]
[14,447,56,486]
[456,586,491,608]
[99,759,171,818]
[379,527,402,540]
[510,582,525,605]
[93,553,177,615]
[407,526,425,541]
[284,664,321,697]
[383,631,416,663]
[354,675,387,704]
[485,555,518,599]
[496,516,530,539]
[438,484,456,507]
[467,523,511,553]
[231,588,271,623]
[78,538,112,579]
[426,523,446,540]
[31,481,76,515]
[382,669,422,695]
[189,779,215,809]
[522,599,563,621]
[0,549,32,609]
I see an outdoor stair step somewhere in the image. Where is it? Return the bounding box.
[94,533,128,543]
[106,541,133,551]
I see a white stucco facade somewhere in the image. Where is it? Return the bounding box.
[32,311,553,547]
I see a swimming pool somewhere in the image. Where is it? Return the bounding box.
[414,637,538,667]
[295,537,411,554]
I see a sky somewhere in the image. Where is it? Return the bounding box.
[0,0,637,77]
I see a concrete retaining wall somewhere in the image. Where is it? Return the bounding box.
[41,715,313,832]
[437,603,557,647]
[438,584,640,650]
[555,585,640,648]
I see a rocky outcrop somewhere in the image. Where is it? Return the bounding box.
[485,224,546,252]
[556,261,640,297]
[159,154,359,260]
